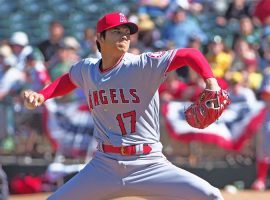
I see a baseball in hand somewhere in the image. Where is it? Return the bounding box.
[24,100,37,110]
[22,90,45,110]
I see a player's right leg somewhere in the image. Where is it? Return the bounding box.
[47,152,123,200]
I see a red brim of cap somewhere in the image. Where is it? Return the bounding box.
[98,22,138,34]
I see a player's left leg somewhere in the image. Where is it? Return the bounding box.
[122,157,223,200]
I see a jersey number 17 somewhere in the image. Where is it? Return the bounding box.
[116,110,136,135]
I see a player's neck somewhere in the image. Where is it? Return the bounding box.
[100,52,125,71]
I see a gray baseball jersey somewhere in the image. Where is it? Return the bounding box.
[48,51,223,200]
[69,51,175,147]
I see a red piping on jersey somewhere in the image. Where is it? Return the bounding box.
[166,48,214,80]
[39,73,77,101]
[99,54,125,73]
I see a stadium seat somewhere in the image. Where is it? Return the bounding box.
[0,0,139,43]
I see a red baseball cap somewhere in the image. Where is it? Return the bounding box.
[96,12,138,34]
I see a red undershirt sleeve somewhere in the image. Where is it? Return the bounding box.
[39,73,77,101]
[166,48,214,80]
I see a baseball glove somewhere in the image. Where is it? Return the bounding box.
[184,89,231,129]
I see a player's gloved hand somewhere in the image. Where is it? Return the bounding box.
[184,78,231,129]
[22,90,45,110]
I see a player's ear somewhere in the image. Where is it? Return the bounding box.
[96,33,100,41]
[96,33,103,43]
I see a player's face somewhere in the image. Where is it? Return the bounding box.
[100,25,131,54]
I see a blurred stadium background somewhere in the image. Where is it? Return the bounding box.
[1,0,270,199]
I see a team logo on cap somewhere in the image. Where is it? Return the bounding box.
[119,13,127,23]
[147,51,165,59]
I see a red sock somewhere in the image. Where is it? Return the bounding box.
[257,161,269,182]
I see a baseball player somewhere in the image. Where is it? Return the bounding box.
[23,12,228,200]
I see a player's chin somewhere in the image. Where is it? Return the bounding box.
[116,44,129,53]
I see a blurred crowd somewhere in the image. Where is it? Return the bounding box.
[0,0,269,180]
[0,0,269,157]
[1,0,269,160]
